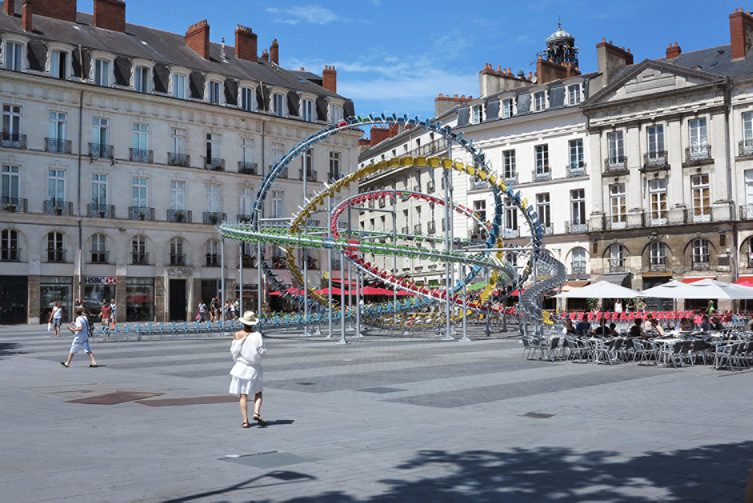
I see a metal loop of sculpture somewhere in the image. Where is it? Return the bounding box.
[219,114,567,333]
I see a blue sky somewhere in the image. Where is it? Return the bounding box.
[78,0,750,119]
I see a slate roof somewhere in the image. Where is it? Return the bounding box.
[0,1,345,100]
[661,44,753,79]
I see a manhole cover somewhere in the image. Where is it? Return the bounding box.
[138,395,237,407]
[220,451,317,469]
[359,387,405,394]
[67,391,162,405]
[523,411,555,419]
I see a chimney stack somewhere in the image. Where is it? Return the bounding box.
[322,65,337,93]
[185,20,210,59]
[3,0,14,17]
[730,8,753,60]
[93,0,125,32]
[235,25,257,62]
[666,42,682,59]
[32,0,76,22]
[596,38,634,87]
[21,1,31,31]
[270,38,279,65]
[261,49,269,62]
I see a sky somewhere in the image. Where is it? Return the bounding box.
[77,0,751,119]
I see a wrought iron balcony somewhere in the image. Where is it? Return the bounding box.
[131,252,149,265]
[47,249,66,263]
[691,210,712,223]
[649,261,668,272]
[204,158,225,171]
[205,253,220,267]
[684,145,712,165]
[167,209,192,223]
[642,151,669,171]
[533,168,551,182]
[298,169,317,182]
[608,260,625,273]
[1,247,21,262]
[170,254,187,266]
[328,172,343,183]
[239,254,257,268]
[566,162,587,177]
[203,211,226,225]
[503,173,518,185]
[44,200,73,216]
[603,156,628,175]
[238,161,258,175]
[129,148,153,163]
[1,133,26,149]
[129,206,155,221]
[692,260,711,271]
[543,225,554,235]
[87,203,115,218]
[167,152,190,167]
[470,178,487,190]
[1,197,27,213]
[89,143,113,159]
[503,228,520,238]
[571,265,587,276]
[739,139,753,158]
[90,251,109,264]
[565,221,588,233]
[45,138,72,154]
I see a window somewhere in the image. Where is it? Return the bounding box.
[692,239,710,268]
[502,150,516,179]
[170,180,185,210]
[240,188,254,216]
[241,138,254,165]
[91,233,107,263]
[2,104,21,140]
[473,199,487,237]
[567,84,581,105]
[206,133,220,161]
[2,165,20,204]
[207,184,221,212]
[648,178,668,224]
[49,112,66,141]
[571,247,587,274]
[471,104,483,124]
[170,237,185,266]
[1,229,19,261]
[91,117,109,148]
[688,118,708,156]
[607,131,625,165]
[94,59,110,86]
[241,87,254,112]
[533,91,546,112]
[647,125,665,158]
[50,50,67,79]
[300,99,313,122]
[171,127,186,154]
[502,98,513,119]
[609,183,626,226]
[329,103,343,123]
[134,66,149,93]
[5,41,22,71]
[691,173,711,221]
[649,241,667,269]
[132,123,149,151]
[302,149,313,180]
[47,232,64,262]
[329,151,341,181]
[272,190,284,218]
[273,93,284,116]
[206,239,220,266]
[536,193,551,228]
[535,144,549,175]
[569,139,584,170]
[504,199,517,231]
[48,168,65,203]
[172,74,187,99]
[91,174,108,206]
[131,177,148,208]
[608,244,625,271]
[208,80,221,105]
[131,235,147,265]
[570,189,586,226]
[272,142,284,164]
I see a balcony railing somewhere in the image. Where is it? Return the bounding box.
[1,133,26,149]
[205,253,220,267]
[329,172,343,183]
[739,139,753,158]
[47,249,66,263]
[503,173,518,185]
[238,161,258,175]
[1,197,27,213]
[606,217,628,230]
[170,254,187,266]
[533,168,551,182]
[642,151,669,171]
[684,145,712,165]
[1,248,21,262]
[543,225,554,235]
[45,138,72,154]
[427,221,436,234]
[90,251,109,264]
[692,260,711,271]
[44,200,73,216]
[740,205,753,220]
[89,143,113,159]
[691,210,712,223]
[129,148,153,163]
[298,169,317,182]
[167,209,192,223]
[405,138,449,158]
[129,206,155,221]
[401,226,409,234]
[167,152,190,167]
[608,261,625,273]
[203,211,226,225]
[603,156,628,174]
[566,162,587,177]
[571,265,587,276]
[204,158,225,171]
[648,261,668,272]
[131,253,149,265]
[469,179,486,190]
[566,221,588,233]
[503,228,520,238]
[87,203,115,218]
[239,254,257,268]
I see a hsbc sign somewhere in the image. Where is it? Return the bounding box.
[84,276,117,285]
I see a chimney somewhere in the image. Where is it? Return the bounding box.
[536,56,580,85]
[270,38,279,65]
[3,0,14,16]
[666,42,682,60]
[21,0,31,31]
[93,0,125,32]
[369,127,391,146]
[235,25,257,62]
[730,8,753,60]
[185,20,210,59]
[596,38,634,87]
[261,49,269,62]
[322,65,337,93]
[434,93,472,117]
[32,0,76,22]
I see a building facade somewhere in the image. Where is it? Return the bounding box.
[0,0,359,324]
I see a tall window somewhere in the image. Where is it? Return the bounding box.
[208,80,221,105]
[691,173,711,221]
[609,183,626,226]
[172,74,187,99]
[91,117,109,148]
[649,241,667,269]
[473,199,486,237]
[471,104,483,124]
[536,193,551,228]
[94,59,110,86]
[502,98,513,119]
[535,144,549,175]
[647,125,665,158]
[272,190,284,218]
[131,177,148,208]
[240,188,253,216]
[91,174,108,206]
[5,42,22,71]
[329,151,341,181]
[744,111,753,146]
[241,138,254,165]
[648,178,668,224]
[273,93,284,116]
[567,84,581,105]
[171,127,186,154]
[1,229,19,261]
[134,66,149,93]
[48,168,65,203]
[688,117,708,157]
[302,149,313,180]
[503,150,516,179]
[207,184,221,212]
[241,87,254,112]
[3,104,21,139]
[504,199,517,231]
[47,232,64,262]
[272,142,284,164]
[571,247,587,274]
[607,131,625,164]
[302,99,314,122]
[132,123,149,151]
[131,235,147,265]
[1,165,19,204]
[570,189,586,226]
[608,244,625,271]
[91,233,107,263]
[206,133,221,161]
[50,50,67,79]
[206,239,220,266]
[329,103,343,123]
[692,239,710,268]
[533,91,546,112]
[48,112,66,141]
[170,237,185,265]
[170,180,185,210]
[569,139,584,170]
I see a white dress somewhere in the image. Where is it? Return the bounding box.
[228,331,266,395]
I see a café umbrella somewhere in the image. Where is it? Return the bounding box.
[554,280,644,299]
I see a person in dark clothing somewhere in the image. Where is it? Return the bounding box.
[629,318,644,339]
[575,319,591,336]
[700,315,712,332]
[608,323,619,337]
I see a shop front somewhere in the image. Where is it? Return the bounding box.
[0,275,28,324]
[83,276,117,320]
[235,284,259,313]
[126,277,155,321]
[39,276,73,324]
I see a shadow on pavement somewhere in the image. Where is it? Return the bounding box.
[0,342,24,359]
[162,470,316,503]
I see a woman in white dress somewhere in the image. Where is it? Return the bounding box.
[229,311,266,428]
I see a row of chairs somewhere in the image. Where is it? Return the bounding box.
[93,320,243,342]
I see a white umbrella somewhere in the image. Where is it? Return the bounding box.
[555,280,643,299]
[640,279,688,299]
[676,278,753,300]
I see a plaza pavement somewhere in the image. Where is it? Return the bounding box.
[1,322,752,502]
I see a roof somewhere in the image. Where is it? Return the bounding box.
[661,44,753,79]
[0,1,345,100]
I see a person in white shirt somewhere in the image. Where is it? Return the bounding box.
[614,300,623,313]
[60,306,98,368]
[229,311,266,428]
[48,301,64,337]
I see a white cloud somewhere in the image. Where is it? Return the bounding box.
[266,5,359,25]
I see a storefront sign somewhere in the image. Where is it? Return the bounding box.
[84,276,117,285]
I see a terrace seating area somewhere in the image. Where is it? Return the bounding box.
[91,320,243,342]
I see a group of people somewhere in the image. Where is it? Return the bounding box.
[198,297,242,322]
[564,309,727,339]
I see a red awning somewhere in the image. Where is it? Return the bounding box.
[681,276,714,284]
[736,276,753,287]
[269,287,305,296]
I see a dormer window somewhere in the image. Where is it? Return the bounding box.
[328,103,343,123]
[49,50,67,79]
[471,104,484,124]
[272,93,285,116]
[240,87,255,112]
[208,80,222,105]
[134,66,150,93]
[5,41,23,71]
[94,59,110,86]
[533,91,546,112]
[172,73,187,99]
[302,99,314,122]
[502,98,513,119]
[567,84,582,105]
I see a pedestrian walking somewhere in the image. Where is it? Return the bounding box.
[109,299,117,326]
[48,301,63,337]
[229,311,266,428]
[100,301,111,331]
[198,300,207,322]
[60,306,98,368]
